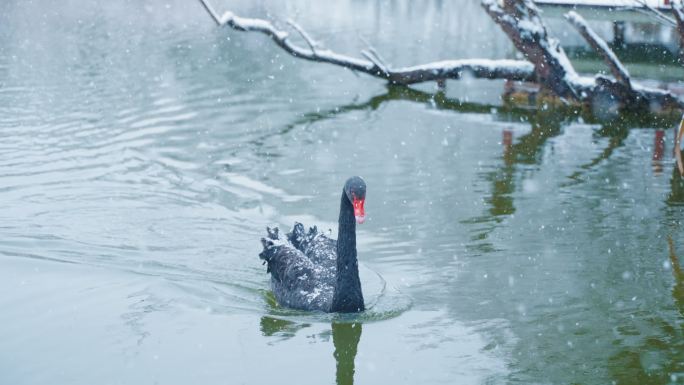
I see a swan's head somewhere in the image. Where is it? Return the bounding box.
[344,176,366,224]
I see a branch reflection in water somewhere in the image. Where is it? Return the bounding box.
[460,110,565,253]
[260,316,362,385]
[261,84,683,253]
[668,149,684,205]
[608,237,684,384]
[668,237,684,315]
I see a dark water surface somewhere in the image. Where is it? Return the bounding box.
[2,1,684,384]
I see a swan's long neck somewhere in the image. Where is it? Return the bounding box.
[331,190,365,313]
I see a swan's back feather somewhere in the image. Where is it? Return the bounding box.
[259,225,335,311]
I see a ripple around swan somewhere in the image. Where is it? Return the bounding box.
[258,263,412,324]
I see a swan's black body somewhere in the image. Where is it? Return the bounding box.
[259,177,366,313]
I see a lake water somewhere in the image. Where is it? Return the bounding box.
[2,1,684,384]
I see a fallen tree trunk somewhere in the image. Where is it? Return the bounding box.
[483,0,683,112]
[197,0,684,113]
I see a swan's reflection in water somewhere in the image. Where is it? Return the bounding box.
[332,322,362,385]
[260,316,362,385]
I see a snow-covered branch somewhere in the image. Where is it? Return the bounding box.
[483,0,683,111]
[565,11,631,90]
[482,0,580,101]
[197,0,535,85]
[388,60,535,83]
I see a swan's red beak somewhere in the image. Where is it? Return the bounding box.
[353,197,365,224]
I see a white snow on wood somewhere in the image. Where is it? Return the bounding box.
[198,0,684,109]
[565,11,631,87]
[201,0,537,84]
[518,19,545,36]
[394,59,535,74]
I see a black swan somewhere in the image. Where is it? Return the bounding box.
[259,176,366,313]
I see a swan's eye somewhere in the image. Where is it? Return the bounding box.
[352,197,365,224]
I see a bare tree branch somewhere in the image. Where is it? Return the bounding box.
[565,11,631,90]
[360,50,390,76]
[633,0,677,26]
[357,35,390,69]
[286,19,318,54]
[367,47,390,70]
[199,0,222,26]
[197,0,536,85]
